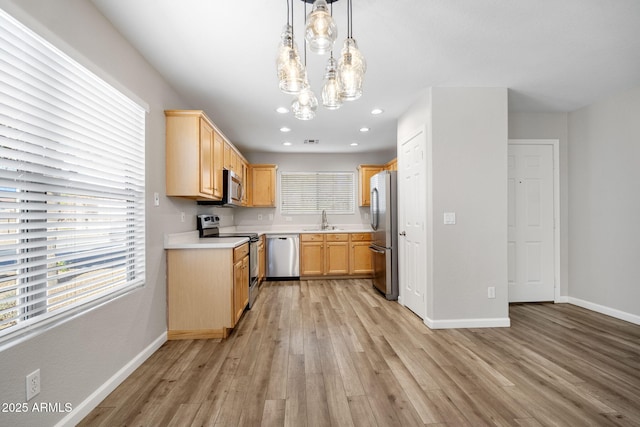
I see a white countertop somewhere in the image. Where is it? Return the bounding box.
[164,231,249,249]
[164,226,373,250]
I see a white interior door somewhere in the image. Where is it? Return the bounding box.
[398,129,427,318]
[508,143,555,302]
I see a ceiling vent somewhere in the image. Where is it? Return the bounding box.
[304,139,320,145]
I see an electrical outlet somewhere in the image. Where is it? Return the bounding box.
[268,214,274,220]
[180,212,185,223]
[257,214,263,221]
[26,369,40,401]
[488,286,496,299]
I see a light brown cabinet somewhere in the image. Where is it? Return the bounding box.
[358,165,384,206]
[166,242,248,340]
[233,243,249,324]
[250,164,277,207]
[166,110,225,200]
[349,233,373,275]
[300,234,325,276]
[300,233,372,277]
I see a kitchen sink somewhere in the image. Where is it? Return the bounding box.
[302,226,341,231]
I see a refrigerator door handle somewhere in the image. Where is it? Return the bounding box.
[368,245,385,254]
[371,187,379,230]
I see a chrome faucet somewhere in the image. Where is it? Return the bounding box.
[321,209,329,230]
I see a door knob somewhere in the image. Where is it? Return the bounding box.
[399,231,406,236]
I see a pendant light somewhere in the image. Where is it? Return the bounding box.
[337,0,365,101]
[305,0,337,54]
[321,54,342,109]
[277,0,307,95]
[292,0,318,120]
[276,0,365,118]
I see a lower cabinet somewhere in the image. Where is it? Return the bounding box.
[350,233,373,275]
[166,243,249,340]
[300,233,372,277]
[233,243,249,325]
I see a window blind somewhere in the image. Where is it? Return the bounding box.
[281,172,354,214]
[0,8,146,342]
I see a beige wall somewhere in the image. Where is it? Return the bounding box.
[567,85,640,319]
[0,1,194,425]
[398,87,510,327]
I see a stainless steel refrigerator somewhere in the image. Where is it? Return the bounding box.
[369,170,398,300]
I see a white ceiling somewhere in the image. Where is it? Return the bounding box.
[90,0,640,155]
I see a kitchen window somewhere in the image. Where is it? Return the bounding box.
[280,171,355,215]
[0,8,146,344]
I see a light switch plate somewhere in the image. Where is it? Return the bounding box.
[444,212,456,225]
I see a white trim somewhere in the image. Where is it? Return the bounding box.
[508,139,562,303]
[424,317,511,329]
[54,332,167,427]
[568,298,640,326]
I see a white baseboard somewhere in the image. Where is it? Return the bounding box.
[55,332,167,427]
[568,297,640,326]
[424,316,511,329]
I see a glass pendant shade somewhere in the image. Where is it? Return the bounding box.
[337,38,365,101]
[277,25,308,95]
[321,56,342,109]
[292,87,318,120]
[305,0,337,55]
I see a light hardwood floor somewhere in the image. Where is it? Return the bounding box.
[80,279,640,426]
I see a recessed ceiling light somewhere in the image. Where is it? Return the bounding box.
[276,107,289,114]
[282,141,292,146]
[280,126,291,132]
[359,127,370,132]
[371,108,384,115]
[350,142,359,146]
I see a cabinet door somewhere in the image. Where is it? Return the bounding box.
[326,242,349,275]
[350,241,373,275]
[300,241,324,276]
[251,166,276,207]
[233,258,245,324]
[199,119,214,196]
[358,165,383,206]
[212,131,224,199]
[224,142,232,170]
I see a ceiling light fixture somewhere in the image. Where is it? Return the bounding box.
[277,0,365,120]
[371,108,383,115]
[276,107,289,114]
[359,127,370,132]
[280,126,291,132]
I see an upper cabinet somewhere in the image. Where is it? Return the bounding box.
[250,164,277,207]
[384,158,397,171]
[166,110,267,205]
[166,110,223,200]
[357,159,397,206]
[357,165,383,207]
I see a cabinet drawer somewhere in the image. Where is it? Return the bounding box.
[350,233,372,242]
[301,233,324,242]
[234,243,249,262]
[326,233,349,242]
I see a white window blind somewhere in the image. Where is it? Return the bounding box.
[281,172,354,214]
[0,8,146,342]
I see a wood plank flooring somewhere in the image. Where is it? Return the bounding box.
[79,279,640,426]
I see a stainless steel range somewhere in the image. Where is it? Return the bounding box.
[196,214,260,309]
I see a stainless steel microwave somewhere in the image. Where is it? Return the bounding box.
[197,169,243,207]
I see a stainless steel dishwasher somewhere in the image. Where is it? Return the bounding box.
[266,234,300,279]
